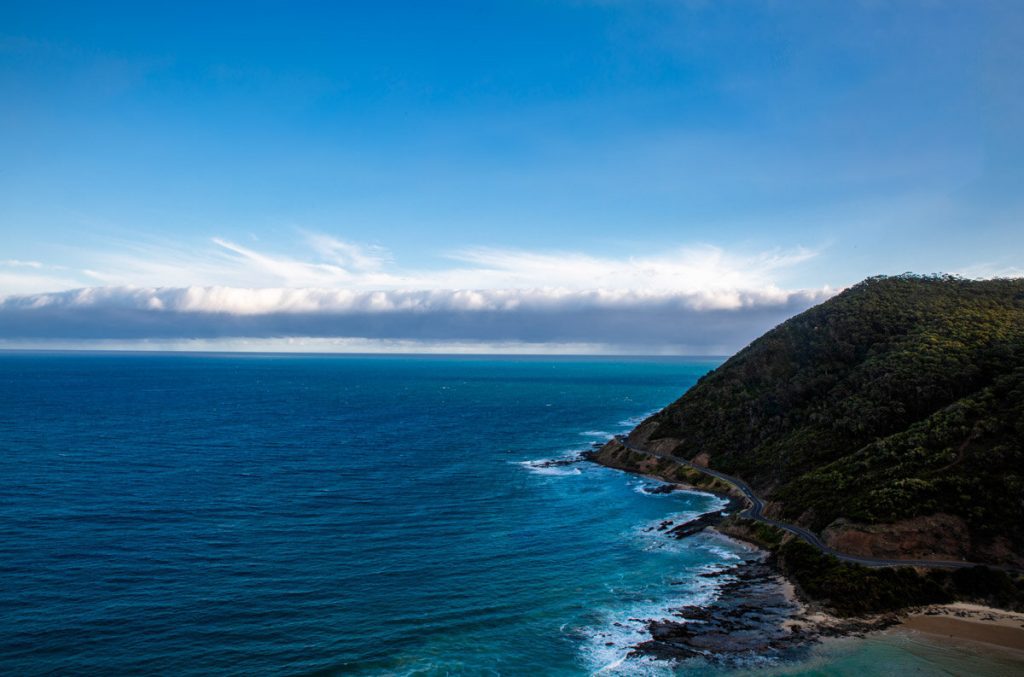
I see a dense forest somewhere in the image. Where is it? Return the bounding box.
[641,275,1024,564]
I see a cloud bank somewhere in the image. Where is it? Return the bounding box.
[0,285,830,354]
[0,235,834,353]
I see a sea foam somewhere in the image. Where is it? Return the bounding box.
[515,460,583,476]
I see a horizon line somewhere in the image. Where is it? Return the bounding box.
[0,347,730,359]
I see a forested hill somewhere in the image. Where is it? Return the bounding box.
[635,275,1024,566]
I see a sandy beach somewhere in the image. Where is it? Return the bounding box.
[898,603,1024,652]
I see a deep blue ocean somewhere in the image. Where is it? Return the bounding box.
[2,353,1021,675]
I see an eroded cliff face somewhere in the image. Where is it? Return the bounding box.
[625,419,681,456]
[606,416,1024,569]
[823,516,1024,569]
[592,437,672,478]
[823,514,971,562]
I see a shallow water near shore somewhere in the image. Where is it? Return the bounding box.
[746,630,1024,677]
[1,353,1021,675]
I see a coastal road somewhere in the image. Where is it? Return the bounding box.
[614,436,1017,572]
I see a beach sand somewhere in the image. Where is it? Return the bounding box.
[898,603,1024,652]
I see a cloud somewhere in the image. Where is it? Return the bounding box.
[303,232,391,271]
[443,244,818,294]
[0,260,82,295]
[951,261,1024,280]
[1,232,820,294]
[0,285,832,353]
[0,233,836,352]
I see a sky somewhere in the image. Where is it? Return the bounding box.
[1,1,1022,354]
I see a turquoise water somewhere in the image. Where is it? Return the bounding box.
[748,631,1024,676]
[1,353,1020,675]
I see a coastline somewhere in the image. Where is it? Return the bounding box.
[583,443,1024,668]
[896,603,1024,653]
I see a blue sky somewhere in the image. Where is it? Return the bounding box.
[1,1,1022,353]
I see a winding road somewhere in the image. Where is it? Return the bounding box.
[614,435,1018,572]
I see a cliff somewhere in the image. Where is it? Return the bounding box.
[623,275,1024,568]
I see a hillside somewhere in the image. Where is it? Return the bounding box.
[627,275,1024,567]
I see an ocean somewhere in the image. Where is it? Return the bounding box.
[1,353,1020,675]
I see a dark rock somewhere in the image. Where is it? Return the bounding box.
[530,455,583,468]
[668,511,725,538]
[627,559,817,667]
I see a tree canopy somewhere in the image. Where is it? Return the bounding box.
[646,275,1024,561]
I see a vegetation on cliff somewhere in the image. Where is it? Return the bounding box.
[722,519,1024,616]
[642,275,1024,563]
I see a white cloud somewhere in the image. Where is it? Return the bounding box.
[951,261,1024,280]
[0,231,821,296]
[303,232,391,271]
[0,260,82,294]
[0,232,838,352]
[209,237,356,286]
[5,285,827,315]
[444,244,817,294]
[0,284,832,353]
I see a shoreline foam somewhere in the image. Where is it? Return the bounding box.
[553,430,1022,669]
[585,446,1024,670]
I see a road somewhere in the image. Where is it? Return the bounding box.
[614,435,1015,572]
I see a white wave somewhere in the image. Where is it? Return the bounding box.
[627,492,735,560]
[697,542,747,563]
[530,465,582,476]
[631,481,679,496]
[617,409,661,429]
[580,430,613,439]
[578,563,732,675]
[631,512,707,553]
[576,505,758,671]
[514,459,583,476]
[577,600,678,676]
[700,528,766,560]
[630,481,730,509]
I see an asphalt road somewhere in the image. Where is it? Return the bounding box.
[615,436,1016,572]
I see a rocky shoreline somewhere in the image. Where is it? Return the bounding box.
[575,449,902,666]
[631,556,899,665]
[634,558,803,663]
[558,442,1022,669]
